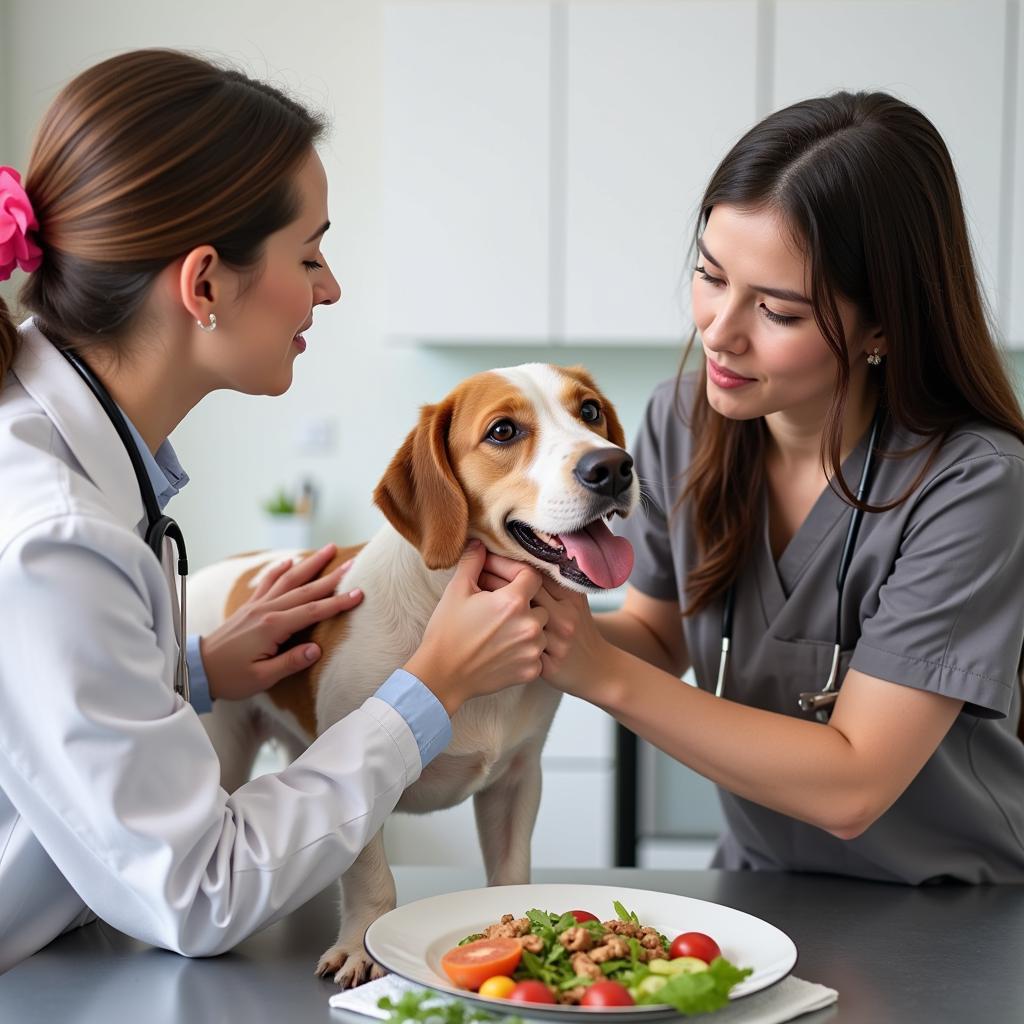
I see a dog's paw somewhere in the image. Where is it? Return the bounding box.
[315,943,386,988]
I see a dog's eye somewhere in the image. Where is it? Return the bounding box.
[580,400,602,423]
[487,419,518,443]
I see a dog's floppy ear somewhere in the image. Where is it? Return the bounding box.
[373,397,469,570]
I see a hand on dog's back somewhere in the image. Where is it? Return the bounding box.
[403,539,549,717]
[198,544,364,700]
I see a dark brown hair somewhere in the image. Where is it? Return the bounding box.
[0,48,326,383]
[678,91,1024,615]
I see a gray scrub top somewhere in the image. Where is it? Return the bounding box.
[617,374,1024,884]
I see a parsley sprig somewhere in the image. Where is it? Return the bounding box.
[377,989,523,1024]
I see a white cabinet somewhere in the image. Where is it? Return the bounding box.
[773,0,1010,339]
[383,0,760,346]
[382,2,551,341]
[1011,2,1024,346]
[383,0,1020,346]
[563,1,759,342]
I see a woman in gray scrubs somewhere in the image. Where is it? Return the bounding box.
[494,91,1024,883]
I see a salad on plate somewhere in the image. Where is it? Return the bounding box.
[436,899,752,1016]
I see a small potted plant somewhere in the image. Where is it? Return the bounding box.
[262,485,313,550]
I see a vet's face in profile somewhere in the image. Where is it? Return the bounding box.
[375,363,638,594]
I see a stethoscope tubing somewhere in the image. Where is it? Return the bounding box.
[717,398,887,721]
[57,345,191,702]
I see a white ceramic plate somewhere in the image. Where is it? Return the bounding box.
[363,883,797,1021]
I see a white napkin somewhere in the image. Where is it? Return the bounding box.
[328,972,838,1023]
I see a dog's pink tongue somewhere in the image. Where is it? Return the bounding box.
[558,520,634,589]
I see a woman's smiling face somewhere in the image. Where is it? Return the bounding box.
[204,148,342,397]
[692,203,878,429]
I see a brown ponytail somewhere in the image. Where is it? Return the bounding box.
[1,47,326,388]
[678,91,1024,616]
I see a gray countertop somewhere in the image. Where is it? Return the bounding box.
[2,867,1022,1023]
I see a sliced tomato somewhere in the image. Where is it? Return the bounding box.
[440,937,522,990]
[568,909,600,924]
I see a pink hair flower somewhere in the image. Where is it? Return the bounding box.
[0,166,44,282]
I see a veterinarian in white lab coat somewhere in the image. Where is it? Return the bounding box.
[485,91,1024,885]
[0,49,550,975]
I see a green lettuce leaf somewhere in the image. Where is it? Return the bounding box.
[636,957,753,1016]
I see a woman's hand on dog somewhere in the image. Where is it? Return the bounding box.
[404,540,550,716]
[479,550,611,699]
[200,544,364,700]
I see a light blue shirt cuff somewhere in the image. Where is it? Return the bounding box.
[185,634,213,714]
[374,669,452,767]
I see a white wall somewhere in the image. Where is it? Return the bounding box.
[1,0,679,569]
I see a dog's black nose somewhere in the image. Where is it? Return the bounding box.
[573,448,634,499]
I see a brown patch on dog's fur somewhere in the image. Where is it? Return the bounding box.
[225,563,273,616]
[223,546,365,738]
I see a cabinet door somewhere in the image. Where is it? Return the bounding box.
[773,0,1008,338]
[543,693,615,763]
[382,2,551,341]
[564,1,760,343]
[532,766,616,867]
[1011,2,1024,347]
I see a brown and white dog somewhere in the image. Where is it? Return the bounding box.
[188,363,638,985]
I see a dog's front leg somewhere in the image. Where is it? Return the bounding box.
[473,746,543,887]
[315,828,396,987]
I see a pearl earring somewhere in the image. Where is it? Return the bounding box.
[867,347,882,366]
[196,312,217,333]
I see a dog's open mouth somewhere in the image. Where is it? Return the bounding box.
[506,514,634,590]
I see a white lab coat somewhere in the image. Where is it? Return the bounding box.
[0,320,423,974]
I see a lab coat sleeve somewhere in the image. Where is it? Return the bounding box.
[0,515,422,957]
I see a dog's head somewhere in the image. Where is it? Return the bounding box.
[374,363,637,593]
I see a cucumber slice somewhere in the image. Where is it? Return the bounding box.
[647,959,674,976]
[647,956,709,976]
[636,975,668,997]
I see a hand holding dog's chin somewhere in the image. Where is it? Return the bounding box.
[403,540,549,717]
[535,591,616,702]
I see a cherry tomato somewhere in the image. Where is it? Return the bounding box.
[568,910,600,924]
[440,938,522,990]
[581,980,635,1007]
[478,975,517,999]
[508,980,557,1005]
[668,932,721,964]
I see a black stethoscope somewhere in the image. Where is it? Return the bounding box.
[714,399,886,723]
[58,346,191,702]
